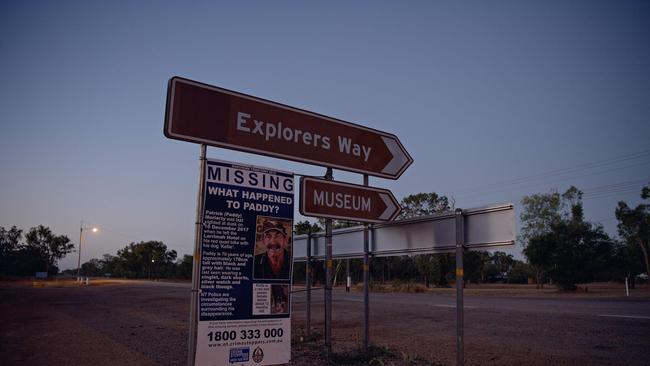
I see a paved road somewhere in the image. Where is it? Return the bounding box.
[293,288,650,366]
[317,290,650,319]
[1,281,649,366]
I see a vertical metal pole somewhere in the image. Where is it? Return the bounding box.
[324,168,333,358]
[345,258,350,292]
[188,144,207,366]
[77,223,83,282]
[363,174,370,351]
[306,231,312,337]
[455,208,465,366]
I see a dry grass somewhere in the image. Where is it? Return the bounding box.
[0,277,159,288]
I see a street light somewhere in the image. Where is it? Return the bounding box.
[77,221,98,282]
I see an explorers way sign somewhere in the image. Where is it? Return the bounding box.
[164,76,413,179]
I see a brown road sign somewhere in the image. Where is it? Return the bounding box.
[164,77,413,179]
[299,177,401,223]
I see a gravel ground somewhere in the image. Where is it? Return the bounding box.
[1,280,648,366]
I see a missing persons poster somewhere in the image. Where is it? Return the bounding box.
[194,159,293,366]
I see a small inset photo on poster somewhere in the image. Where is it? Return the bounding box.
[253,216,292,280]
[271,284,289,314]
[252,283,271,315]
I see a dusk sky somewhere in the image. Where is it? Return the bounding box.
[1,1,649,270]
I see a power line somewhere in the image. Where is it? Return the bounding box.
[451,149,649,192]
[494,149,650,187]
[448,149,650,200]
[453,162,649,201]
[581,178,649,201]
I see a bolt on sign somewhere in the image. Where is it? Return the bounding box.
[299,177,401,223]
[194,159,293,366]
[164,77,413,179]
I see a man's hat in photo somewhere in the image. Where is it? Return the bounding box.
[261,219,287,236]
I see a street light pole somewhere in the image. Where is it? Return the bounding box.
[77,221,97,282]
[77,222,83,282]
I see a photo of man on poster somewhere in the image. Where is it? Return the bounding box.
[254,217,292,280]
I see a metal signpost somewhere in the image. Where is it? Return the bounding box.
[455,209,465,366]
[345,259,350,293]
[324,168,333,358]
[164,77,413,179]
[299,177,401,223]
[362,175,371,351]
[305,232,312,337]
[187,145,207,366]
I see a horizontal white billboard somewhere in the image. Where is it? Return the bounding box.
[293,204,515,260]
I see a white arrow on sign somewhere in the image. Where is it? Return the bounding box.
[379,193,398,220]
[381,136,411,177]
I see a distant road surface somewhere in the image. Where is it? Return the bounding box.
[1,280,648,366]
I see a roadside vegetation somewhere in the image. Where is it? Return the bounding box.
[0,230,191,280]
[290,327,437,366]
[0,225,73,276]
[2,183,648,292]
[521,184,649,290]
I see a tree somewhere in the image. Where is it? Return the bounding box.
[474,251,493,283]
[0,226,22,274]
[24,225,74,275]
[529,219,614,290]
[294,220,322,235]
[520,189,564,288]
[615,182,650,278]
[520,190,562,240]
[523,187,616,291]
[523,234,555,288]
[463,251,483,284]
[0,226,22,257]
[463,251,515,284]
[508,260,533,284]
[316,218,359,230]
[116,241,177,278]
[399,192,454,219]
[81,258,102,276]
[491,251,515,279]
[609,240,641,288]
[175,254,193,280]
[99,254,123,277]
